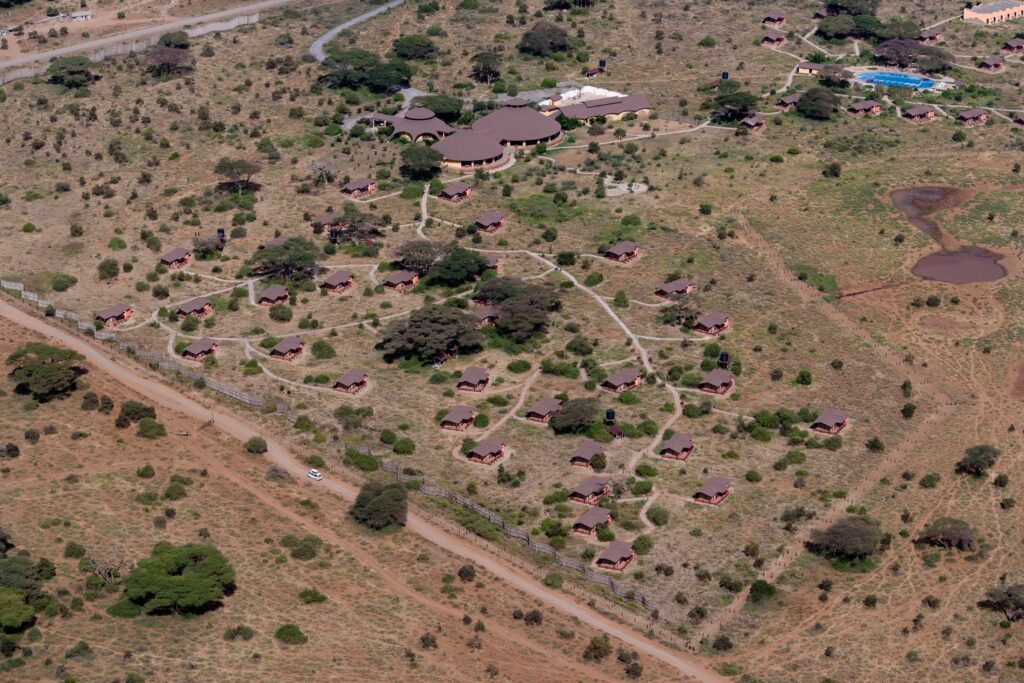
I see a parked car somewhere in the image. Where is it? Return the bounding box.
[307,469,323,481]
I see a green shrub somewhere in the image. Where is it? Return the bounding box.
[298,589,327,604]
[136,418,167,440]
[275,624,308,645]
[244,437,268,455]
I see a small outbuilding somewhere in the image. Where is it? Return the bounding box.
[980,56,1005,71]
[1004,38,1024,52]
[694,476,731,505]
[570,476,609,505]
[312,211,347,231]
[659,433,695,460]
[525,397,563,423]
[472,305,500,327]
[440,405,476,431]
[603,240,640,263]
[600,368,642,393]
[917,28,943,44]
[439,181,473,203]
[161,247,192,269]
[384,270,420,293]
[904,105,936,123]
[693,312,730,335]
[957,108,989,126]
[810,408,848,434]
[177,297,211,319]
[269,335,303,360]
[762,29,787,46]
[321,270,354,293]
[740,114,766,132]
[467,437,507,464]
[698,368,734,395]
[570,440,605,468]
[474,211,505,233]
[95,304,133,327]
[795,62,821,76]
[258,284,289,306]
[341,178,377,198]
[573,506,612,537]
[763,9,786,24]
[182,337,216,361]
[656,278,695,297]
[848,100,882,117]
[334,369,369,394]
[777,92,802,111]
[456,367,490,392]
[595,540,635,571]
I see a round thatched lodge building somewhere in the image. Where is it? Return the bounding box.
[433,130,506,171]
[430,99,564,171]
[367,106,453,142]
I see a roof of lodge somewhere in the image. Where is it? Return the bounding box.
[971,0,1024,12]
[571,440,605,461]
[906,105,935,116]
[184,337,215,355]
[271,335,303,354]
[958,108,988,119]
[813,408,848,426]
[433,129,505,163]
[556,94,651,119]
[476,210,504,226]
[575,506,612,529]
[322,270,354,287]
[696,475,730,498]
[469,437,505,457]
[605,240,639,256]
[458,367,490,385]
[604,367,642,387]
[442,405,475,424]
[440,181,472,197]
[597,540,633,563]
[472,104,562,145]
[695,311,729,328]
[178,297,209,314]
[384,270,419,286]
[849,99,881,110]
[336,369,369,387]
[259,284,288,301]
[95,303,131,320]
[701,368,735,388]
[161,247,191,262]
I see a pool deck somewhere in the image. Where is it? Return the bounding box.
[848,66,956,92]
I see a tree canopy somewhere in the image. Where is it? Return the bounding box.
[980,583,1024,621]
[399,144,443,180]
[411,94,463,122]
[157,31,190,49]
[549,398,599,434]
[378,305,484,362]
[321,48,412,93]
[796,87,840,120]
[955,444,1000,476]
[214,157,261,193]
[474,277,562,344]
[519,21,571,56]
[251,237,319,280]
[113,542,235,616]
[145,46,194,76]
[6,343,83,401]
[916,517,978,551]
[807,516,882,560]
[396,240,448,275]
[714,91,758,122]
[874,39,951,72]
[825,0,880,15]
[471,51,501,84]
[392,34,438,61]
[351,481,408,529]
[428,245,489,287]
[46,56,99,89]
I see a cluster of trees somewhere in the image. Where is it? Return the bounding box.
[392,34,438,61]
[712,81,758,122]
[410,94,464,122]
[320,47,412,93]
[0,535,56,635]
[46,56,99,89]
[471,277,562,344]
[395,240,489,286]
[955,444,1000,476]
[796,86,841,121]
[378,305,484,362]
[549,398,599,434]
[818,14,919,42]
[351,481,408,529]
[519,21,570,56]
[5,343,83,401]
[109,543,235,617]
[807,515,883,561]
[980,582,1024,622]
[251,237,319,280]
[400,145,443,179]
[915,517,978,551]
[874,39,952,72]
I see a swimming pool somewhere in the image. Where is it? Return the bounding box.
[856,72,934,89]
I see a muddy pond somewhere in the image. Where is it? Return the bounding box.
[890,186,1008,284]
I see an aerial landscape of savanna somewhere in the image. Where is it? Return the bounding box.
[0,0,1023,680]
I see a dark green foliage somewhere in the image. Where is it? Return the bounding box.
[268,305,293,323]
[400,144,443,180]
[916,517,977,551]
[548,398,599,434]
[136,464,155,478]
[351,482,408,529]
[252,237,319,280]
[378,305,484,362]
[310,340,335,360]
[0,587,34,632]
[428,245,488,287]
[956,444,999,476]
[392,34,437,60]
[748,580,776,604]
[411,94,463,122]
[136,418,167,440]
[5,343,83,401]
[519,21,570,56]
[111,543,235,616]
[320,48,411,93]
[473,277,561,344]
[979,583,1024,621]
[46,56,98,89]
[796,87,840,121]
[298,588,327,604]
[158,31,190,49]
[223,624,255,641]
[275,623,308,644]
[117,401,156,426]
[63,542,86,559]
[244,437,268,455]
[582,634,612,661]
[874,39,952,72]
[714,91,758,122]
[808,516,882,560]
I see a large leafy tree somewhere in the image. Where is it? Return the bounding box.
[955,444,1000,476]
[378,305,484,362]
[470,51,501,84]
[549,398,599,434]
[252,237,319,280]
[46,56,99,89]
[0,586,34,631]
[320,48,412,93]
[474,277,561,343]
[392,34,438,60]
[980,583,1024,621]
[351,482,408,529]
[714,91,758,122]
[826,0,880,15]
[145,47,194,77]
[428,245,488,287]
[5,343,83,401]
[807,516,882,560]
[396,240,448,275]
[796,87,840,120]
[519,21,570,56]
[399,144,442,180]
[115,543,235,616]
[874,39,951,72]
[411,94,463,123]
[214,157,261,194]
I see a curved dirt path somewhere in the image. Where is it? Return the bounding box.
[308,0,407,61]
[0,298,723,683]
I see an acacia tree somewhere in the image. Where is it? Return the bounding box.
[549,398,599,434]
[807,516,882,560]
[5,343,83,401]
[251,237,319,280]
[412,94,463,122]
[351,481,408,529]
[112,542,235,616]
[399,144,442,180]
[796,87,840,120]
[474,277,561,343]
[471,51,501,84]
[979,583,1024,621]
[714,91,758,122]
[145,46,194,77]
[214,157,261,194]
[428,245,488,286]
[956,444,1000,477]
[46,56,98,89]
[396,240,448,275]
[377,305,483,362]
[519,21,570,56]
[916,517,977,551]
[392,34,437,61]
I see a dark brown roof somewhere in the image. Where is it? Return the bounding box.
[371,107,454,139]
[526,397,562,417]
[574,506,612,529]
[657,278,694,295]
[919,28,943,38]
[742,114,765,127]
[384,270,418,287]
[475,210,504,227]
[849,99,881,111]
[95,303,131,320]
[556,95,651,119]
[661,433,694,453]
[695,312,729,328]
[696,475,730,498]
[472,305,499,321]
[604,368,642,388]
[958,108,988,120]
[271,335,303,355]
[485,255,500,269]
[440,181,472,197]
[905,105,935,117]
[572,476,608,498]
[322,270,354,287]
[458,367,490,385]
[605,240,639,257]
[312,210,346,226]
[177,297,209,315]
[472,105,562,145]
[597,540,633,564]
[335,369,369,388]
[469,437,505,458]
[981,56,1004,67]
[504,97,529,107]
[442,405,475,424]
[433,130,505,163]
[161,247,191,263]
[343,177,374,192]
[763,29,787,41]
[764,9,785,19]
[1006,38,1024,48]
[571,440,605,462]
[796,61,820,71]
[259,284,288,302]
[183,337,215,355]
[700,368,734,388]
[261,235,290,249]
[779,93,802,105]
[812,408,847,427]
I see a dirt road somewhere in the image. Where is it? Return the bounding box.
[0,298,723,683]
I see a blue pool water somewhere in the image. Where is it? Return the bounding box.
[856,72,934,89]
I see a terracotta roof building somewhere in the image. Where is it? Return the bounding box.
[472,305,499,327]
[848,100,882,116]
[261,235,290,250]
[467,437,506,464]
[321,270,354,292]
[964,0,1024,24]
[439,181,473,203]
[457,367,490,392]
[384,270,420,293]
[341,178,377,197]
[367,106,453,142]
[554,95,651,122]
[570,476,609,504]
[434,130,507,171]
[475,211,505,232]
[693,312,730,335]
[917,27,943,43]
[659,433,695,460]
[161,247,192,268]
[694,475,731,505]
[603,240,640,263]
[904,105,936,123]
[570,440,605,467]
[312,210,347,228]
[741,114,766,132]
[596,540,635,571]
[471,102,563,147]
[762,29,787,45]
[763,9,786,24]
[1004,37,1024,52]
[177,297,211,319]
[778,92,802,110]
[334,369,369,394]
[95,304,132,327]
[656,278,695,297]
[440,405,476,431]
[980,55,1005,70]
[795,62,821,75]
[269,335,303,360]
[957,108,989,126]
[601,368,643,393]
[258,284,289,306]
[182,337,216,361]
[811,408,848,434]
[698,368,735,395]
[573,506,612,536]
[525,397,563,423]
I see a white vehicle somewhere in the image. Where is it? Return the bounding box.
[307,469,323,481]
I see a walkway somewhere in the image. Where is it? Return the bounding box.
[308,0,407,61]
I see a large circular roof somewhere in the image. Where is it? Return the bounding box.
[433,130,504,162]
[472,105,562,145]
[405,106,435,120]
